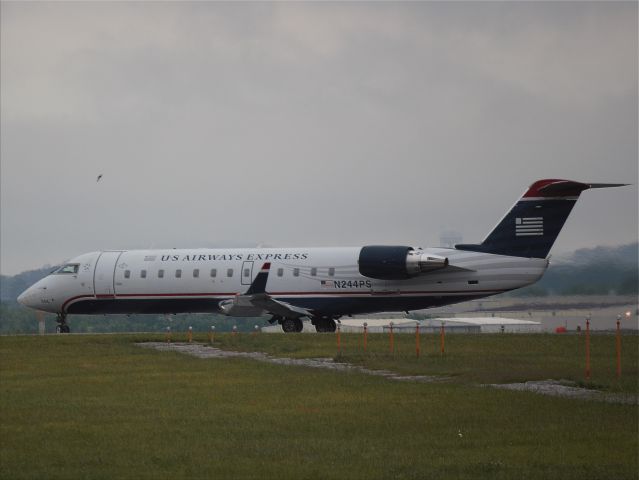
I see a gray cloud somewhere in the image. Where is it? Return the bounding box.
[1,2,637,274]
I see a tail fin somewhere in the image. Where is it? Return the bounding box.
[456,179,627,259]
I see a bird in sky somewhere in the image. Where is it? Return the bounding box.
[96,174,103,182]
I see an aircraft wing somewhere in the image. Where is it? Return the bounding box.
[219,262,313,318]
[249,293,312,318]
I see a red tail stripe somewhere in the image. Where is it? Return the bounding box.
[522,179,588,198]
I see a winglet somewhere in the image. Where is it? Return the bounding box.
[245,263,271,295]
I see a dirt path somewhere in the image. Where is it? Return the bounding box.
[486,380,637,405]
[138,342,637,404]
[137,342,448,383]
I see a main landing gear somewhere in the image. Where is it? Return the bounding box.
[270,315,304,333]
[270,315,339,333]
[311,316,337,333]
[56,313,70,334]
[281,317,304,333]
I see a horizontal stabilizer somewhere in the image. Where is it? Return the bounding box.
[587,183,630,189]
[537,180,629,196]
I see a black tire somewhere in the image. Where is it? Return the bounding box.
[281,318,298,333]
[62,324,70,333]
[314,318,336,333]
[282,318,304,333]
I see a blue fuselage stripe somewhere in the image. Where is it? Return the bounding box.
[64,292,503,316]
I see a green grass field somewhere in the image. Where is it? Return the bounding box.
[209,331,639,393]
[1,333,637,479]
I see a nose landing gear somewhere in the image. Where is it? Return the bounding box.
[55,313,70,334]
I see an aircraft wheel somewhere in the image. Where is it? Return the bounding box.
[56,325,62,334]
[314,318,336,333]
[282,318,303,333]
[62,325,70,333]
[281,318,298,333]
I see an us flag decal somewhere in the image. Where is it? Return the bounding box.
[515,217,543,236]
[321,280,334,288]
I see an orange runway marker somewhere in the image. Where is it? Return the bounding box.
[585,316,591,381]
[616,315,622,379]
[363,322,368,353]
[389,322,395,355]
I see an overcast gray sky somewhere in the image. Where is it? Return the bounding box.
[1,1,637,275]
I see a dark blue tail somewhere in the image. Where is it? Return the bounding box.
[456,179,627,259]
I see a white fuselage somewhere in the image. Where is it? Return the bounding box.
[18,247,548,318]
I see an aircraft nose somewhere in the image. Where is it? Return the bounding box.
[17,289,28,306]
[17,287,37,308]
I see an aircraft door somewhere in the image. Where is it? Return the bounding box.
[241,261,254,286]
[93,251,123,297]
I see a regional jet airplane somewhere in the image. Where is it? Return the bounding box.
[18,179,626,333]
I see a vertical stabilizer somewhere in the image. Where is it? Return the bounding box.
[455,179,627,259]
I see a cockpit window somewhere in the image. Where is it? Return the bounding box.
[55,264,79,274]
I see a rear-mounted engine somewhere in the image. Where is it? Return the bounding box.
[358,245,448,280]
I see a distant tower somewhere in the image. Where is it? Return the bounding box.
[440,231,463,248]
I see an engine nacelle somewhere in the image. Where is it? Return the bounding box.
[358,245,448,280]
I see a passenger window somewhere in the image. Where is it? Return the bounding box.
[311,267,317,276]
[124,270,131,279]
[193,269,199,278]
[176,269,182,278]
[141,270,147,279]
[158,269,164,278]
[243,268,250,278]
[210,268,217,278]
[227,268,233,277]
[328,267,335,277]
[293,268,299,277]
[277,268,284,277]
